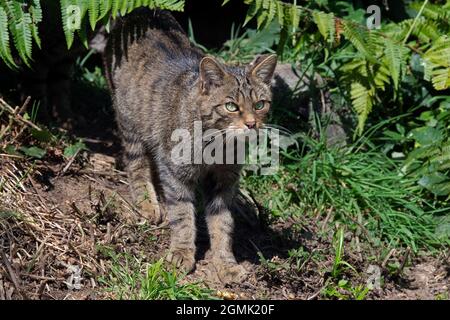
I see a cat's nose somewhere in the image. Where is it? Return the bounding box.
[245,120,256,129]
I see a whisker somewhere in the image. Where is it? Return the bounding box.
[262,124,292,136]
[263,123,293,134]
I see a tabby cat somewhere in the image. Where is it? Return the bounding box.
[104,9,277,282]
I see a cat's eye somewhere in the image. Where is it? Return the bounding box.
[255,100,266,110]
[225,102,239,112]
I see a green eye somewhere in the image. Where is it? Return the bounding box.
[255,100,266,110]
[225,102,239,112]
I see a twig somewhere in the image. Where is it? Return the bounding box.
[397,247,411,276]
[0,153,24,159]
[0,245,29,299]
[382,248,396,268]
[0,98,42,131]
[22,273,64,282]
[78,168,127,177]
[321,208,333,232]
[307,285,326,300]
[60,149,81,176]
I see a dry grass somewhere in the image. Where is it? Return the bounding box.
[0,98,161,299]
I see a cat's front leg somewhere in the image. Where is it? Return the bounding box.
[206,193,247,283]
[164,181,197,273]
[122,131,164,225]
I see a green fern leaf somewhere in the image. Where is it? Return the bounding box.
[7,1,33,66]
[128,0,137,14]
[159,0,184,11]
[431,67,450,90]
[372,64,390,89]
[290,3,299,30]
[77,14,89,49]
[99,0,112,19]
[276,1,284,26]
[263,0,276,29]
[111,0,121,18]
[244,0,263,26]
[0,5,16,68]
[256,8,268,29]
[414,18,441,42]
[134,0,143,10]
[343,21,376,63]
[60,0,79,48]
[423,36,450,90]
[88,0,99,30]
[312,10,335,44]
[120,0,128,15]
[423,59,434,82]
[351,82,374,135]
[383,38,408,90]
[411,1,440,20]
[30,0,42,48]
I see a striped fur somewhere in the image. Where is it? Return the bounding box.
[104,9,277,282]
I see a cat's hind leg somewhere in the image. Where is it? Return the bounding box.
[122,131,165,224]
[162,174,197,273]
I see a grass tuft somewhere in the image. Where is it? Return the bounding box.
[244,130,450,252]
[98,249,214,300]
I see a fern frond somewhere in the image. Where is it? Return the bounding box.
[265,0,276,28]
[58,0,185,48]
[77,15,89,49]
[434,142,450,170]
[289,2,299,30]
[244,0,263,26]
[411,1,450,24]
[430,67,450,90]
[256,3,268,29]
[111,0,120,17]
[155,0,184,11]
[276,0,284,26]
[99,0,112,19]
[88,0,99,30]
[372,63,390,89]
[411,1,440,20]
[30,0,42,49]
[312,10,335,44]
[423,36,450,90]
[399,18,441,43]
[0,5,16,68]
[383,38,409,90]
[60,0,78,48]
[350,82,375,135]
[342,21,376,63]
[7,0,33,67]
[120,0,128,15]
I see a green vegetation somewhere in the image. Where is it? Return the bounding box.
[239,0,450,132]
[244,129,449,251]
[98,248,214,300]
[0,0,184,67]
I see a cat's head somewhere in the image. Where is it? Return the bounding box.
[197,54,277,132]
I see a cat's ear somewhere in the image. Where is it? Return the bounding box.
[247,54,278,85]
[199,56,226,93]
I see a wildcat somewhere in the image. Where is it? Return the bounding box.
[104,9,277,282]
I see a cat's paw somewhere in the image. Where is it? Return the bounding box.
[215,262,248,284]
[139,200,165,225]
[166,249,196,273]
